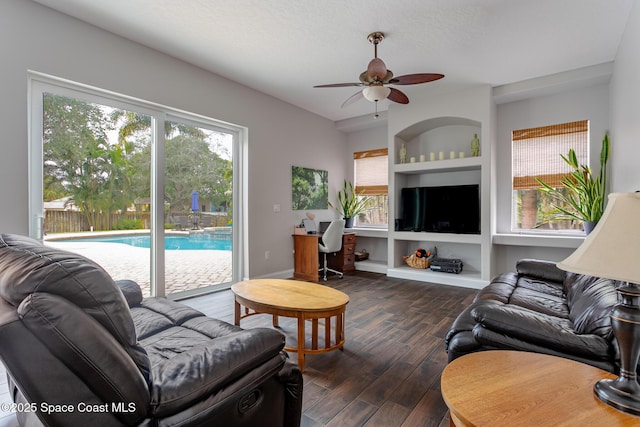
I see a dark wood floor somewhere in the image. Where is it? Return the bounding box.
[0,271,476,427]
[184,271,477,427]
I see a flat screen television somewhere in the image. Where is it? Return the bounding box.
[398,184,480,234]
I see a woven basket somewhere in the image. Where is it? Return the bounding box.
[404,253,430,269]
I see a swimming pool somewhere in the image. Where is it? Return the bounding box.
[63,234,232,251]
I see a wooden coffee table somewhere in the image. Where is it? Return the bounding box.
[231,279,349,372]
[441,350,639,426]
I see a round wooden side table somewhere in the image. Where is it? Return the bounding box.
[441,350,639,426]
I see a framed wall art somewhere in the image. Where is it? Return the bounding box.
[291,165,328,210]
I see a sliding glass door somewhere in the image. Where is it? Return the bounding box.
[163,118,234,297]
[29,74,241,297]
[41,91,154,294]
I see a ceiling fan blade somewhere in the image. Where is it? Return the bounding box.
[388,73,444,85]
[314,83,363,88]
[387,87,409,104]
[341,90,364,108]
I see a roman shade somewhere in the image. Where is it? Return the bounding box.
[512,120,588,190]
[354,148,388,195]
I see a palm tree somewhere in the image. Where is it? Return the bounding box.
[111,110,206,144]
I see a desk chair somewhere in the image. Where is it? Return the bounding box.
[318,220,345,281]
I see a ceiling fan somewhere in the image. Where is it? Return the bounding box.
[314,32,444,116]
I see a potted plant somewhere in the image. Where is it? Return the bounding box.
[328,180,370,228]
[536,133,610,233]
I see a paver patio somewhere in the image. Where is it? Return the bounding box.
[46,239,232,297]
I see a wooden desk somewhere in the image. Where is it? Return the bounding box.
[231,279,349,372]
[441,350,639,426]
[293,233,355,281]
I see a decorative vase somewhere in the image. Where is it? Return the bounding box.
[471,133,480,157]
[344,217,354,228]
[399,143,407,164]
[584,221,598,234]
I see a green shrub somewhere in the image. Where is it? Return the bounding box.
[113,219,143,230]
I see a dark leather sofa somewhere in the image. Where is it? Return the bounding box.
[445,258,622,373]
[0,234,303,426]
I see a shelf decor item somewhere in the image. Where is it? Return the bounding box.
[536,133,610,232]
[404,253,429,269]
[470,133,480,156]
[399,143,407,163]
[403,246,436,269]
[328,179,370,228]
[354,249,369,261]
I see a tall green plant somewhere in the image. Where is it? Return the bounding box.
[536,133,610,223]
[328,180,370,219]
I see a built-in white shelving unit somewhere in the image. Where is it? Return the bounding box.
[386,89,495,289]
[351,228,389,274]
[393,156,482,175]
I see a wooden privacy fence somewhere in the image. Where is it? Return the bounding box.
[44,211,231,234]
[45,211,152,233]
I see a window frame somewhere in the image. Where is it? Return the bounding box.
[510,120,590,234]
[353,148,388,229]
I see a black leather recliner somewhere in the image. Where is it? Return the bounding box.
[0,234,303,426]
[445,258,622,373]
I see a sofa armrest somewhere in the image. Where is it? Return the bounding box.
[516,259,566,283]
[116,280,143,307]
[445,300,501,346]
[474,272,518,304]
[471,304,610,359]
[150,328,286,417]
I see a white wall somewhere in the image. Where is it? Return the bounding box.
[0,0,348,278]
[493,245,575,274]
[345,124,387,179]
[610,1,640,192]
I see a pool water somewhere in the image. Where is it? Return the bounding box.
[65,234,232,251]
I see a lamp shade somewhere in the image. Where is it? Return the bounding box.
[363,85,391,102]
[557,192,640,283]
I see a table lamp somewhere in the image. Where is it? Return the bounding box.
[557,192,640,415]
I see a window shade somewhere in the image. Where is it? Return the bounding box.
[512,120,588,190]
[354,148,388,195]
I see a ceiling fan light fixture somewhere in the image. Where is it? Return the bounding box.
[314,31,443,112]
[363,85,391,102]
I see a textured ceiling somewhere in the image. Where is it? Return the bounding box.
[32,0,633,122]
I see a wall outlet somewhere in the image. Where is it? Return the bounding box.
[265,250,270,260]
